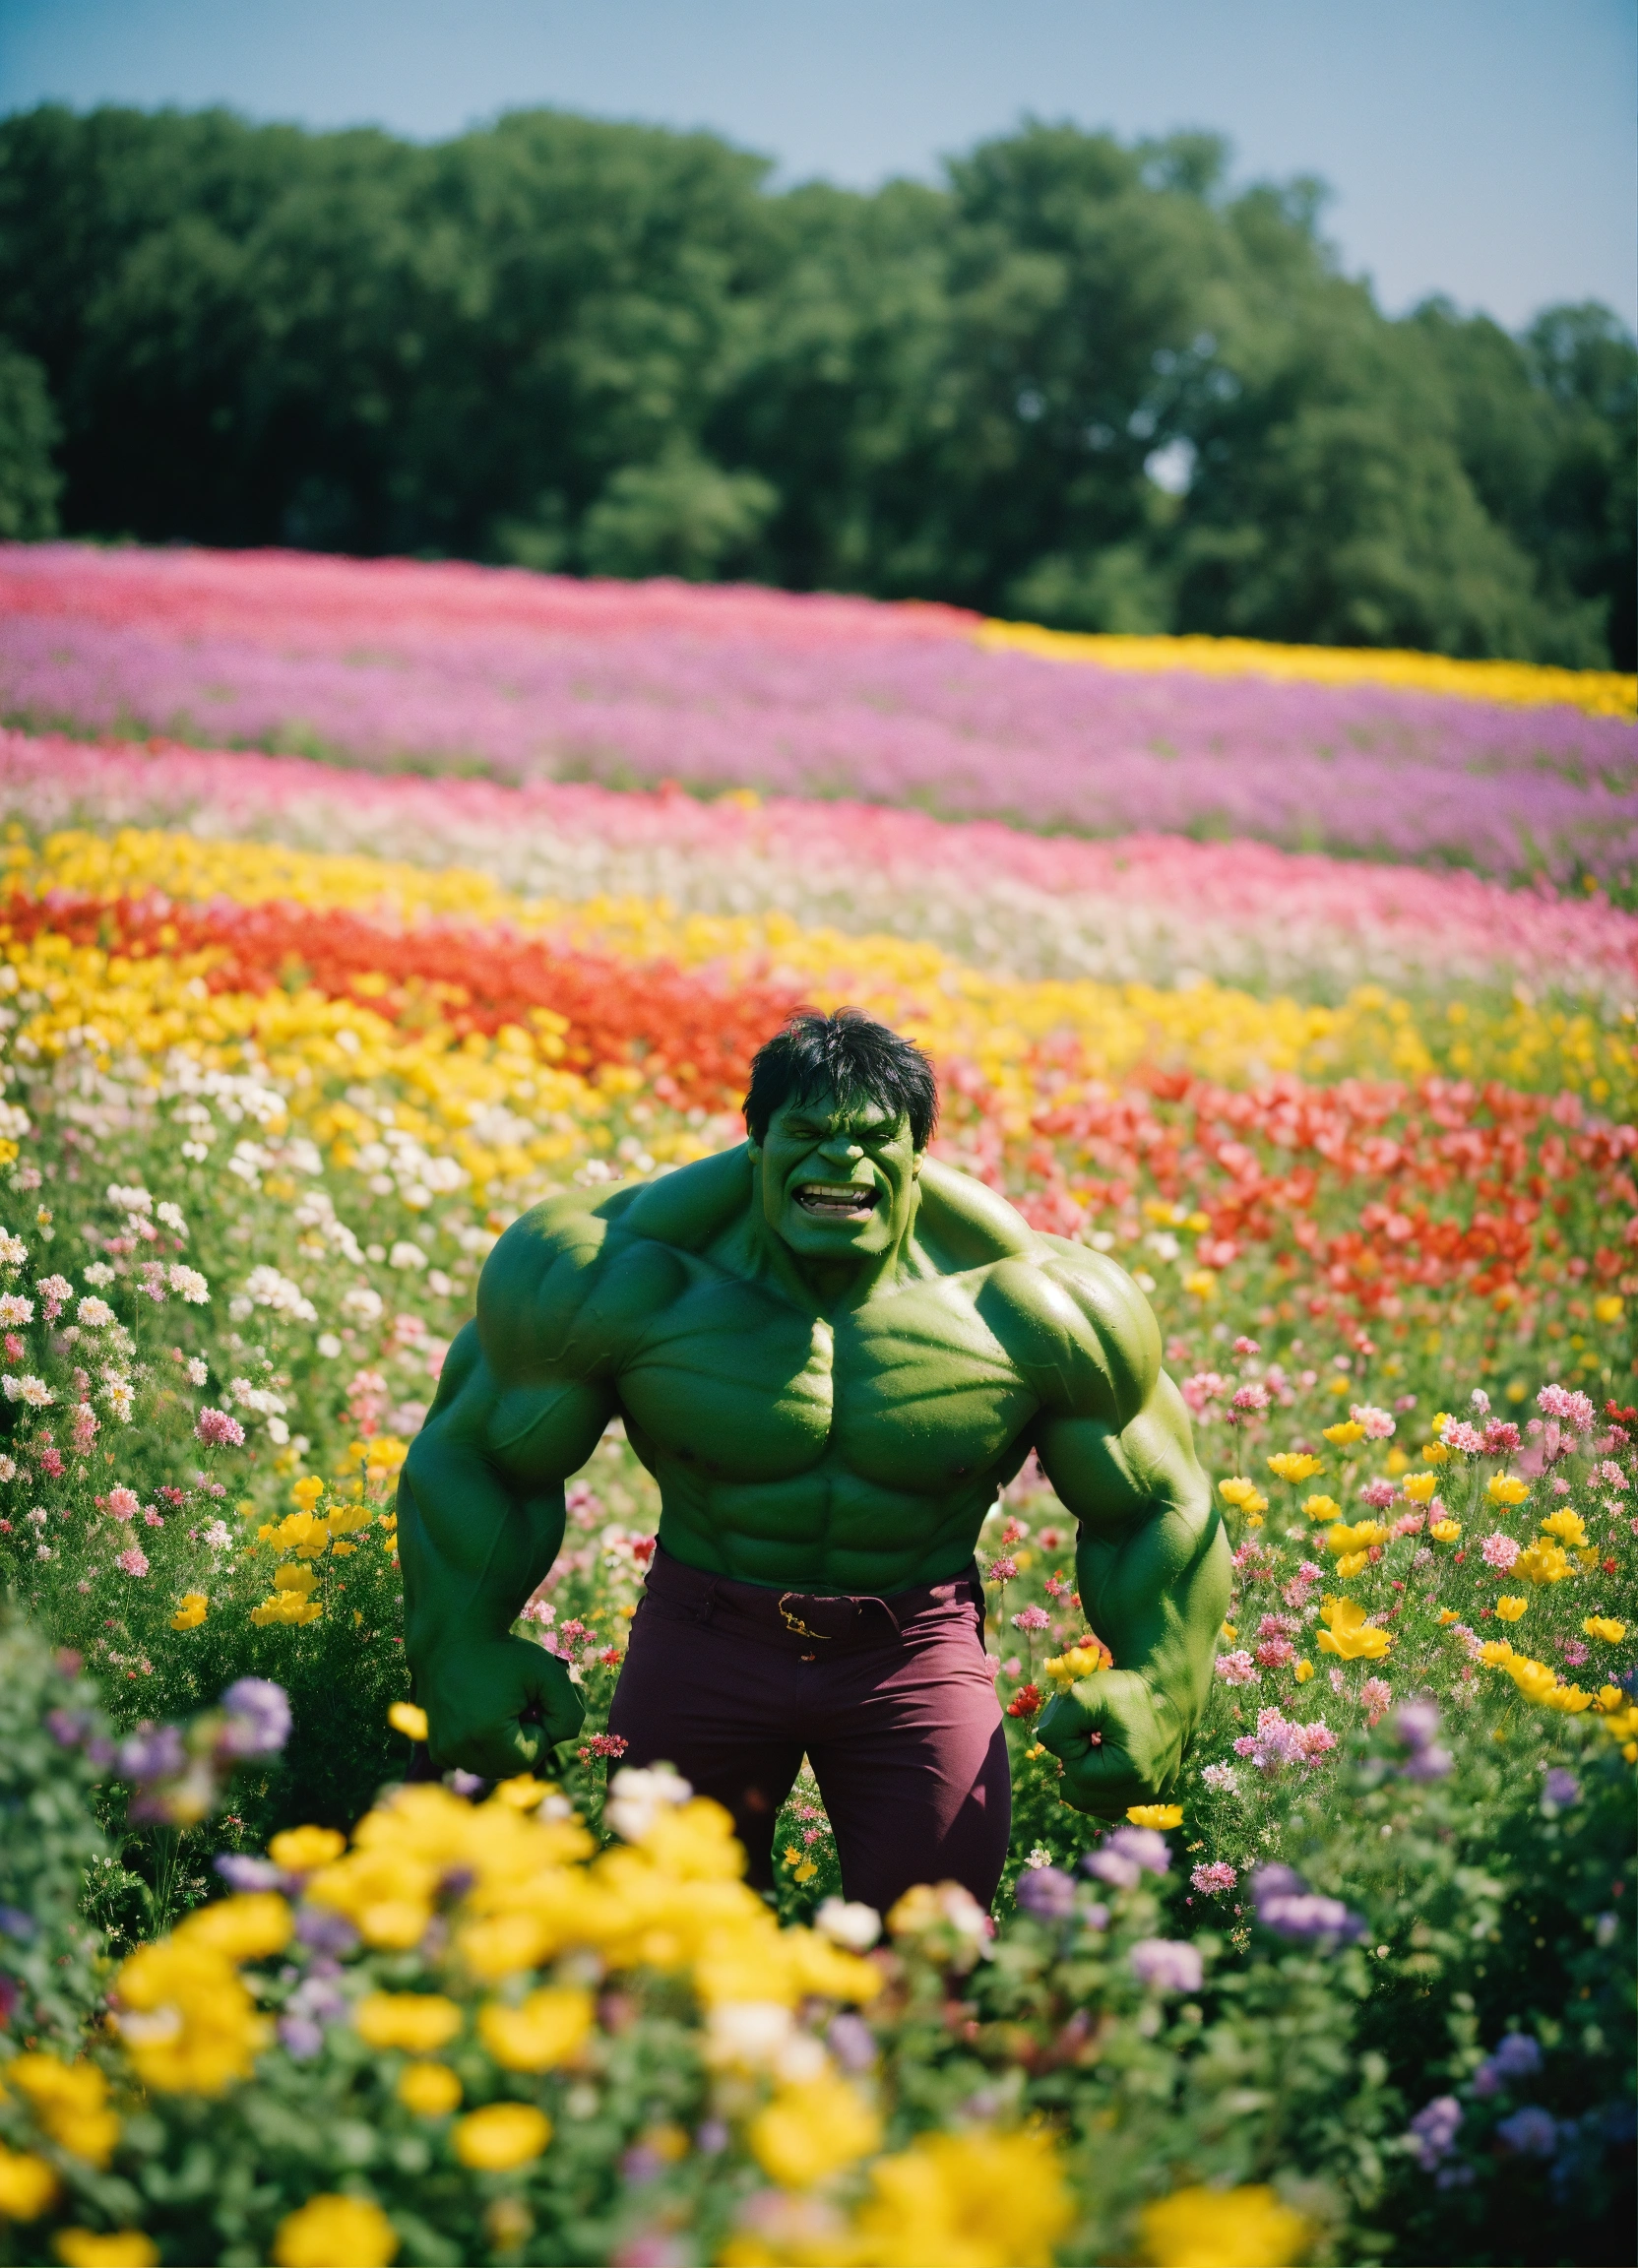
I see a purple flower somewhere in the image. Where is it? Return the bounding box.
[294,1904,360,1955]
[218,1677,290,1757]
[1495,2107,1557,2158]
[279,2015,325,2060]
[116,1724,184,1783]
[214,1853,284,1892]
[1251,1863,1365,1944]
[1394,1698,1442,1751]
[1474,2031,1544,2096]
[1408,2094,1463,2171]
[1543,1768,1581,1807]
[1085,1825,1171,1888]
[826,2014,877,2071]
[1015,1865,1079,1920]
[1128,1938,1203,1994]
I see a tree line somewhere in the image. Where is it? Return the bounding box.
[0,101,1632,665]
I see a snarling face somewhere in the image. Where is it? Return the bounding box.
[749,1088,921,1261]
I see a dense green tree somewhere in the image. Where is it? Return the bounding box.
[0,100,1629,662]
[0,340,59,537]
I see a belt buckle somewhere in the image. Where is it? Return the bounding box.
[778,1593,835,1642]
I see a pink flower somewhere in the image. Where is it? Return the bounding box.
[1256,1638,1295,1668]
[195,1408,245,1448]
[1191,1860,1237,1895]
[70,1403,97,1453]
[1480,1532,1521,1571]
[1442,1421,1485,1456]
[1598,1461,1628,1491]
[1360,1677,1392,1727]
[115,1545,149,1578]
[1351,1404,1396,1439]
[1217,1649,1260,1686]
[1233,1707,1336,1771]
[1257,1612,1297,1638]
[1482,1421,1521,1458]
[1182,1372,1228,1415]
[1232,1337,1261,1357]
[1011,1606,1051,1632]
[35,1276,72,1324]
[984,1557,1018,1585]
[1359,1478,1398,1509]
[1538,1385,1596,1431]
[1230,1382,1270,1413]
[107,1485,140,1523]
[37,1447,63,1479]
[1390,1510,1425,1539]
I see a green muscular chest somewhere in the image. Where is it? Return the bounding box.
[614,1272,1040,1494]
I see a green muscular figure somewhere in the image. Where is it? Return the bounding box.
[400,1010,1228,1913]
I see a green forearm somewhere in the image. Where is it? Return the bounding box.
[1075,1494,1228,1735]
[399,1428,566,1674]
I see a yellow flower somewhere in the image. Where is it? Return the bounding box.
[1540,1508,1589,1549]
[273,2195,399,2268]
[250,1588,323,1627]
[1438,1607,1460,1625]
[1428,1520,1462,1544]
[1181,1270,1217,1300]
[1218,1479,1267,1515]
[492,1775,550,1811]
[850,2127,1072,2268]
[478,1987,594,2073]
[1042,1643,1109,1685]
[397,2061,462,2116]
[1322,1420,1365,1446]
[354,1993,462,2053]
[0,2148,56,2220]
[748,2071,883,2189]
[263,1511,330,1560]
[1334,1550,1369,1579]
[1516,1542,1573,1585]
[290,1476,325,1511]
[1142,2182,1310,2267]
[327,1500,374,1539]
[1584,1616,1627,1643]
[1594,1294,1624,1325]
[388,1702,429,1741]
[113,1938,269,2095]
[1293,1661,1315,1683]
[1496,1597,1529,1622]
[7,2056,121,2169]
[1325,1519,1386,1556]
[1301,1494,1342,1525]
[1421,1443,1450,1466]
[1126,1804,1182,1828]
[268,1826,346,1873]
[53,2234,158,2267]
[1221,1622,1237,1642]
[176,1893,293,1962]
[1267,1453,1323,1484]
[1402,1472,1439,1504]
[454,2103,552,2172]
[1486,1474,1529,1506]
[1316,1598,1392,1662]
[169,1593,208,1631]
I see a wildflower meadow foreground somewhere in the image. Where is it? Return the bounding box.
[0,550,1630,2265]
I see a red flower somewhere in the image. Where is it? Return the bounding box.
[1006,1684,1043,1719]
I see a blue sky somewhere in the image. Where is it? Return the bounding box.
[2,0,1633,331]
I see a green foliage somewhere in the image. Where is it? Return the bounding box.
[0,341,60,540]
[0,103,1631,662]
[0,1617,110,2047]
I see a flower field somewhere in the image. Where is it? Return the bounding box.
[0,549,1630,2266]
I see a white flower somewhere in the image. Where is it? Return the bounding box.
[315,1333,342,1359]
[342,1287,385,1322]
[815,1898,882,1952]
[1201,1762,1239,1795]
[3,1374,52,1408]
[240,1266,317,1324]
[186,1356,208,1386]
[157,1201,188,1238]
[703,2001,794,2071]
[83,1262,115,1289]
[77,1296,115,1329]
[0,1294,32,1327]
[202,1520,232,1549]
[167,1266,210,1304]
[0,1457,14,1482]
[388,1242,427,1273]
[0,1231,26,1270]
[106,1183,153,1215]
[226,1141,269,1187]
[0,1104,31,1142]
[25,1507,46,1528]
[604,1763,692,1845]
[102,1379,134,1422]
[34,1544,51,1561]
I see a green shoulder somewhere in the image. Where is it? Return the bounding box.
[983,1234,1162,1429]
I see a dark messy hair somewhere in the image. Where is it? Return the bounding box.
[743,1009,939,1150]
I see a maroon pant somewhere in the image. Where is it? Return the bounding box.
[605,1545,1011,1915]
